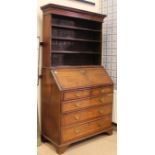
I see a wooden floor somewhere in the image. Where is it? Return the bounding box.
[37,131,117,155]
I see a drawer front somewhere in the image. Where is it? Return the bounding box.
[63,90,90,101]
[63,86,113,101]
[62,94,113,113]
[62,104,112,126]
[62,115,112,142]
[91,87,113,96]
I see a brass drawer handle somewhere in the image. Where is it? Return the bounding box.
[74,102,80,107]
[99,97,105,104]
[75,92,81,97]
[101,89,105,93]
[80,70,86,74]
[98,109,104,114]
[74,115,80,120]
[75,128,81,134]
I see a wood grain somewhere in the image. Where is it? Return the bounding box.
[62,104,112,126]
[62,94,113,113]
[41,3,113,154]
[62,115,112,142]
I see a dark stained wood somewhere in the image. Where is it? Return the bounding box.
[41,3,106,22]
[52,37,101,42]
[41,4,113,154]
[52,51,101,54]
[52,24,101,32]
[41,4,104,67]
[42,14,51,67]
[41,135,48,142]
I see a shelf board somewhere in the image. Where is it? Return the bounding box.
[52,37,100,43]
[52,51,100,54]
[52,24,101,32]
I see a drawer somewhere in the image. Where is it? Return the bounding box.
[62,94,113,113]
[63,89,90,101]
[62,115,112,142]
[63,87,113,101]
[91,87,113,96]
[62,104,112,126]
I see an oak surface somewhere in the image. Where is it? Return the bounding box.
[41,3,113,154]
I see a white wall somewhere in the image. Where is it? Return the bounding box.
[112,90,117,123]
[101,0,117,123]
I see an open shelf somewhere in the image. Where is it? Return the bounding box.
[52,50,101,54]
[50,14,102,66]
[52,37,100,43]
[52,14,101,30]
[52,40,100,51]
[52,24,101,32]
[52,53,100,66]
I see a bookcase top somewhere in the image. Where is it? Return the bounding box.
[41,3,106,22]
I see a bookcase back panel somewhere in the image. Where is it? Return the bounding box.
[52,53,100,66]
[52,28,100,40]
[52,15,101,30]
[52,40,100,52]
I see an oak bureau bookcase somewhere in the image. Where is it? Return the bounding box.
[41,3,113,154]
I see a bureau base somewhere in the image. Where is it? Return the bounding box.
[42,127,113,154]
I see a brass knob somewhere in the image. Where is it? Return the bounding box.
[75,103,80,107]
[98,109,104,114]
[101,89,105,93]
[80,70,86,74]
[75,128,81,134]
[74,115,79,120]
[99,97,105,104]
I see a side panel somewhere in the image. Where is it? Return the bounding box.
[41,68,61,144]
[42,14,51,67]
